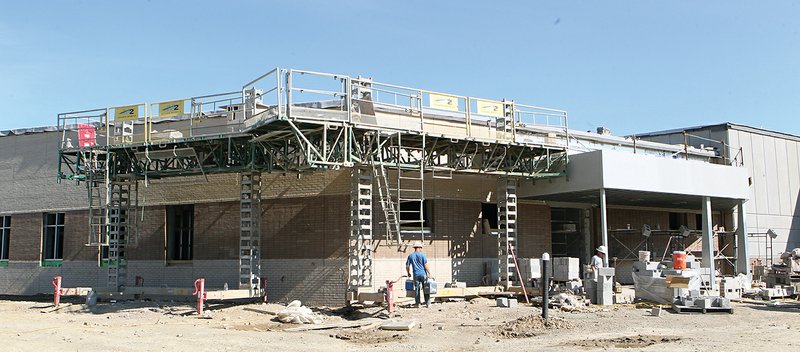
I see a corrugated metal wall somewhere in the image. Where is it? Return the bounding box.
[728,128,800,257]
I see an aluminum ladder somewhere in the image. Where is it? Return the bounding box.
[239,171,262,295]
[497,178,518,288]
[83,150,109,246]
[392,134,425,243]
[372,159,402,246]
[107,174,135,289]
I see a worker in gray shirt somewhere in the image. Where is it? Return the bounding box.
[589,246,607,278]
[406,241,433,308]
[591,246,607,268]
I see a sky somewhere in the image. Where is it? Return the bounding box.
[0,1,798,136]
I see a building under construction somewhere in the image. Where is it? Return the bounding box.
[0,68,789,305]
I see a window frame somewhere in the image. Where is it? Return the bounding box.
[0,216,9,265]
[166,204,194,263]
[399,199,432,233]
[42,212,65,265]
[481,203,499,235]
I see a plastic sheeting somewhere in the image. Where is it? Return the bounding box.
[276,300,323,324]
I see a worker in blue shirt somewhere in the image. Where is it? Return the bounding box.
[406,241,433,308]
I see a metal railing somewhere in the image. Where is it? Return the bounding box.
[57,67,570,150]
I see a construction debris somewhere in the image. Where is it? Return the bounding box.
[552,292,587,311]
[276,300,322,324]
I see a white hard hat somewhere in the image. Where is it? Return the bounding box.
[596,245,607,254]
[412,241,424,248]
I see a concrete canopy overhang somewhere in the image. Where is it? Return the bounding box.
[519,150,750,209]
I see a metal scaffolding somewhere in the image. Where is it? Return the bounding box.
[55,68,571,297]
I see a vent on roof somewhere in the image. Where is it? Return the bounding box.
[596,127,612,135]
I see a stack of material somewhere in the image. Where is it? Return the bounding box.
[720,274,750,299]
[673,294,733,314]
[766,248,800,291]
[630,261,701,304]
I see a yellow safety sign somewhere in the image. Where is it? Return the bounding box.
[114,105,139,122]
[157,99,185,118]
[476,99,504,118]
[429,92,459,112]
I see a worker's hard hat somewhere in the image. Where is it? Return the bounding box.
[412,241,424,248]
[596,245,607,254]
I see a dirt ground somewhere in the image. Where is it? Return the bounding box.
[1,295,798,352]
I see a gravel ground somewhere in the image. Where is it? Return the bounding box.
[0,296,799,351]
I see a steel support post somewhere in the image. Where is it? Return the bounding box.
[735,200,750,277]
[599,189,609,267]
[701,196,716,289]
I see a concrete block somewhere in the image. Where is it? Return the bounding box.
[552,257,580,281]
[650,307,662,317]
[496,297,517,308]
[695,297,713,309]
[685,261,701,269]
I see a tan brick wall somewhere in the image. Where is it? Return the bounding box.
[7,213,41,261]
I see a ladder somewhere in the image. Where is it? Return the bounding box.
[372,159,402,246]
[349,166,374,289]
[239,172,262,295]
[107,175,134,289]
[496,99,514,141]
[84,150,109,246]
[393,135,425,242]
[497,178,518,288]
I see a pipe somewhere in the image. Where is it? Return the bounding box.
[541,253,550,321]
[52,276,63,307]
[193,278,206,315]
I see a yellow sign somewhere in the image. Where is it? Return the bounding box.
[114,105,139,122]
[158,99,185,118]
[429,93,459,111]
[476,99,504,118]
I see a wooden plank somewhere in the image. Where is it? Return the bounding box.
[60,287,92,296]
[434,286,511,298]
[665,276,690,289]
[380,321,416,331]
[243,307,277,315]
[204,289,256,300]
[357,292,385,302]
[283,320,376,332]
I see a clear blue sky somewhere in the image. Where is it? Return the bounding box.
[1,1,798,136]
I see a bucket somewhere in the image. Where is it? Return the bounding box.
[673,251,687,270]
[638,250,651,262]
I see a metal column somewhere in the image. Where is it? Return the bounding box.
[701,196,716,289]
[735,200,750,277]
[599,189,609,267]
[349,166,374,290]
[239,171,262,295]
[497,178,518,288]
[107,175,134,289]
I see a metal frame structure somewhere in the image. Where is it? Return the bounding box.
[56,68,571,297]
